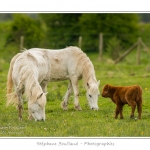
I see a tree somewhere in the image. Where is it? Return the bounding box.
[79,14,140,52]
[39,13,140,52]
[0,14,12,21]
[6,14,44,48]
[39,14,81,48]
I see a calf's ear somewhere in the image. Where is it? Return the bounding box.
[104,84,110,90]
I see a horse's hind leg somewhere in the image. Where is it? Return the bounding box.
[61,80,73,110]
[16,82,24,121]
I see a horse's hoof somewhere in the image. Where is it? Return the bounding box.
[74,105,82,111]
[63,107,68,111]
[61,101,68,110]
[28,115,33,120]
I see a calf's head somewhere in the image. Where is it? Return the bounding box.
[101,84,111,98]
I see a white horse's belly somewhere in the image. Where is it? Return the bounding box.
[50,77,69,82]
[50,69,70,81]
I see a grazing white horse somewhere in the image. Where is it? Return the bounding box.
[6,51,47,121]
[6,46,100,121]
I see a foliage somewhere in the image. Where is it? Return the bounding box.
[106,36,122,60]
[0,14,12,21]
[0,13,143,54]
[79,14,140,52]
[39,14,81,48]
[6,14,44,48]
[0,21,19,61]
[139,22,150,47]
[39,13,140,52]
[139,13,150,23]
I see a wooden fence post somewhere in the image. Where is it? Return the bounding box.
[99,33,103,60]
[20,36,24,51]
[78,36,82,49]
[140,38,150,55]
[136,37,141,65]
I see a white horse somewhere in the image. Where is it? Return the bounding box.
[6,52,47,121]
[6,46,100,121]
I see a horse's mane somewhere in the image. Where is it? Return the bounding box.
[70,47,97,88]
[17,51,43,103]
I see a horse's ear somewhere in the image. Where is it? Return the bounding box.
[97,80,100,86]
[87,83,90,88]
[44,92,48,95]
[37,93,43,99]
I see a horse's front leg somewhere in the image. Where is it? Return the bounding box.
[40,80,48,93]
[61,80,73,110]
[70,77,82,111]
[16,82,24,121]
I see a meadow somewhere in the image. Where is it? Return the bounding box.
[1,49,150,137]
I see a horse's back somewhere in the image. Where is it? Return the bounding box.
[28,46,84,81]
[13,46,90,82]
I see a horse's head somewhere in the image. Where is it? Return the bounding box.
[28,93,47,121]
[86,80,100,110]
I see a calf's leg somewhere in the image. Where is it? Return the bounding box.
[115,104,124,119]
[119,104,124,119]
[129,101,136,118]
[115,105,120,119]
[137,99,142,119]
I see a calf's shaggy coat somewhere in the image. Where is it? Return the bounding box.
[102,84,142,119]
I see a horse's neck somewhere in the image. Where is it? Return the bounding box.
[87,75,97,84]
[24,73,41,100]
[84,73,97,91]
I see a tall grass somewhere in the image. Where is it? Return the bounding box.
[1,49,150,137]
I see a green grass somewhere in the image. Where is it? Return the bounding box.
[1,49,150,137]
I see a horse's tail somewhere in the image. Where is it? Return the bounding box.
[6,53,21,106]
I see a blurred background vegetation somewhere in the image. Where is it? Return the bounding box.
[0,13,150,61]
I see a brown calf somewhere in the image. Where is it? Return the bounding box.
[102,84,142,119]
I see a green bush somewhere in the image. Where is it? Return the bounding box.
[139,23,150,47]
[6,14,44,49]
[106,36,122,60]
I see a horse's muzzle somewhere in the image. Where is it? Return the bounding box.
[91,107,99,110]
[35,118,45,121]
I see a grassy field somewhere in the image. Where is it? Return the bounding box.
[1,49,150,137]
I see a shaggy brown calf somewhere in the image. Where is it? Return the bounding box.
[102,84,142,119]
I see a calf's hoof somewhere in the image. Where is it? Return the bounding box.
[130,115,134,119]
